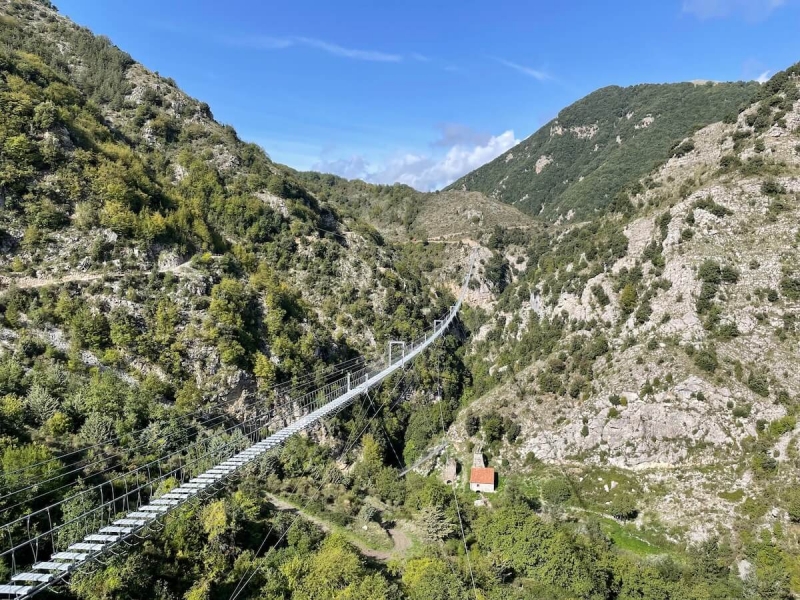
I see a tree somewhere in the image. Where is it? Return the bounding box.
[416,505,456,543]
[352,434,383,489]
[401,557,469,600]
[619,284,638,314]
[295,535,367,599]
[205,278,259,367]
[25,383,59,425]
[465,412,480,436]
[609,495,638,520]
[541,478,572,504]
[482,411,504,442]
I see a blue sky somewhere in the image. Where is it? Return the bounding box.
[57,0,800,190]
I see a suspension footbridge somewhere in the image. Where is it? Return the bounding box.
[0,256,475,598]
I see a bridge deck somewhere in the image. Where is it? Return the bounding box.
[0,255,475,598]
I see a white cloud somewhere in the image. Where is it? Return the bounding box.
[228,35,402,62]
[295,37,402,62]
[311,155,370,180]
[313,130,520,191]
[494,58,551,81]
[681,0,786,20]
[756,70,771,83]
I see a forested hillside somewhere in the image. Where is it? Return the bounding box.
[1,0,800,599]
[448,81,759,220]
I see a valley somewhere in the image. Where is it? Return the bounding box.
[0,1,799,599]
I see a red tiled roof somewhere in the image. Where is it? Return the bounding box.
[470,467,495,485]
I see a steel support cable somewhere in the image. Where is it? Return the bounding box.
[1,354,368,483]
[0,364,379,562]
[0,408,240,513]
[10,364,400,597]
[0,364,374,517]
[363,388,405,469]
[228,389,376,600]
[4,428,272,599]
[0,376,356,560]
[2,253,477,598]
[0,412,272,565]
[434,337,478,600]
[228,366,412,600]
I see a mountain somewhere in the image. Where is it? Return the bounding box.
[447,81,759,220]
[2,1,800,598]
[295,170,538,242]
[452,60,800,591]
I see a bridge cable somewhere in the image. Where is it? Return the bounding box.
[1,354,368,485]
[228,367,412,600]
[363,388,404,469]
[227,389,376,600]
[0,378,368,553]
[435,337,478,600]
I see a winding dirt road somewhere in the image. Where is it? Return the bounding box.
[265,493,410,560]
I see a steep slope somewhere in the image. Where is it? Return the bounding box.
[2,1,799,598]
[448,81,759,220]
[453,63,800,564]
[296,171,538,243]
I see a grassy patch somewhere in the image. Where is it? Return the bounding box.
[719,489,745,503]
[601,517,669,557]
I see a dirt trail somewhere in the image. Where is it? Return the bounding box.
[0,259,192,290]
[265,493,409,561]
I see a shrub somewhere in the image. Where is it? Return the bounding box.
[541,478,572,504]
[780,276,800,300]
[506,422,522,444]
[608,407,620,419]
[693,345,718,373]
[609,495,638,521]
[720,265,740,284]
[609,394,622,406]
[693,196,732,218]
[788,489,800,523]
[671,139,695,158]
[761,177,785,196]
[716,322,740,341]
[732,404,752,418]
[768,416,796,437]
[619,284,638,314]
[747,373,770,397]
[591,285,610,307]
[698,260,722,284]
[719,154,742,170]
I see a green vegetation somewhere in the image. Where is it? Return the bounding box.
[1,4,800,599]
[448,81,758,219]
